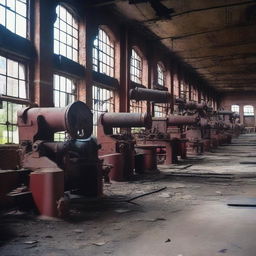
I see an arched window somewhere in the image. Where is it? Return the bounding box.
[130,49,142,84]
[0,0,28,38]
[243,105,254,116]
[157,63,164,86]
[54,5,79,62]
[93,28,115,77]
[231,104,239,114]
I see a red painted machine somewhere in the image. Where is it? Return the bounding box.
[18,101,102,217]
[136,115,200,164]
[97,112,152,181]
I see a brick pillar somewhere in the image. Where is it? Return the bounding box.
[33,0,55,107]
[84,14,98,109]
[77,17,86,103]
[119,26,130,112]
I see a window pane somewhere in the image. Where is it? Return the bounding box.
[16,1,26,16]
[19,80,26,98]
[0,6,6,26]
[6,9,15,32]
[7,77,19,97]
[16,15,26,37]
[7,59,18,77]
[0,75,6,94]
[0,56,6,74]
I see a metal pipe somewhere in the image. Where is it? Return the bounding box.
[129,87,172,103]
[101,112,152,129]
[18,101,93,139]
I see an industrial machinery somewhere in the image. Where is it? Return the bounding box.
[97,112,152,181]
[180,101,213,154]
[136,115,200,164]
[130,87,200,164]
[17,101,102,217]
[216,110,237,144]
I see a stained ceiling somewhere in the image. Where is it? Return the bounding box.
[88,0,256,93]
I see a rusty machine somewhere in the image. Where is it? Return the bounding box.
[130,87,200,164]
[216,110,238,144]
[180,101,214,154]
[17,101,102,217]
[97,112,152,181]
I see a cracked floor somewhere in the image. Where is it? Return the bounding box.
[1,133,256,256]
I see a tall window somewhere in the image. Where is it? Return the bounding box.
[154,104,167,117]
[53,74,77,141]
[130,100,144,113]
[0,0,28,38]
[243,105,254,116]
[130,49,142,84]
[92,86,114,134]
[93,28,115,77]
[173,75,179,97]
[54,5,79,62]
[157,64,164,86]
[0,56,28,144]
[53,74,76,107]
[231,104,239,114]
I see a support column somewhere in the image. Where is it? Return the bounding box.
[33,0,55,107]
[119,26,130,112]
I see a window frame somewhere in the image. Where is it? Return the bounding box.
[243,105,254,116]
[92,28,115,78]
[157,63,165,87]
[54,4,79,62]
[0,0,29,39]
[92,85,115,135]
[130,48,143,84]
[231,104,239,114]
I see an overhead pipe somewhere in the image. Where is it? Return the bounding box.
[129,87,172,103]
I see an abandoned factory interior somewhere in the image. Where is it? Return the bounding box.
[1,0,256,255]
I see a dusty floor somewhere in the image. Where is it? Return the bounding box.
[1,133,256,256]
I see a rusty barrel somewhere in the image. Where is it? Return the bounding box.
[101,112,152,129]
[18,101,93,140]
[130,87,172,103]
[30,168,64,218]
[100,153,125,181]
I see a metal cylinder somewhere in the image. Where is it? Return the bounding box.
[101,112,152,129]
[167,115,199,126]
[175,97,186,105]
[18,101,93,139]
[129,87,172,103]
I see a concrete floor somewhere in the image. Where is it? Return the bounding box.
[1,134,256,256]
